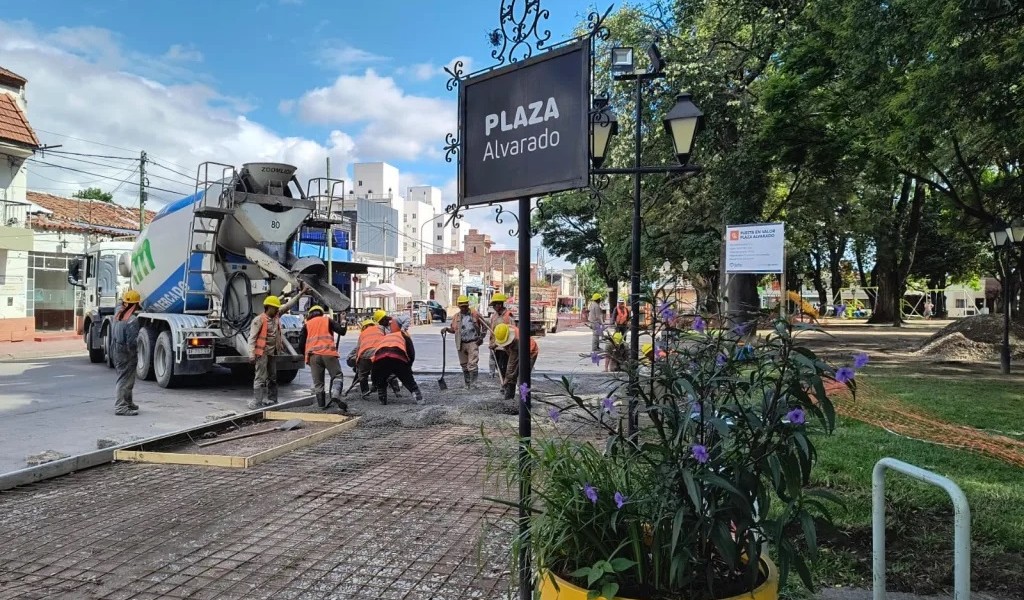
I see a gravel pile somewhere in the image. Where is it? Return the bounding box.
[914,315,1024,362]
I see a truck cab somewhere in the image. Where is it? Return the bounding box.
[68,240,135,364]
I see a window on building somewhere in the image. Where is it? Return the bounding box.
[358,180,362,186]
[472,247,476,253]
[437,235,442,241]
[412,214,416,219]
[403,242,408,250]
[403,215,407,222]
[955,299,966,309]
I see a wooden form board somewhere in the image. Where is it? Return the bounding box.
[113,413,359,469]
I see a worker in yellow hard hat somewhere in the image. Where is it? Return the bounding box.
[493,323,538,400]
[487,292,515,382]
[444,295,485,389]
[247,282,308,409]
[353,310,388,397]
[112,289,142,415]
[297,305,348,411]
[588,293,605,353]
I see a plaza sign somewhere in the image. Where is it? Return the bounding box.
[459,39,589,206]
[724,222,785,274]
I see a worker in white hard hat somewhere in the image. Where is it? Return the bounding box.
[247,282,308,410]
[112,289,142,416]
[297,304,348,411]
[444,295,485,388]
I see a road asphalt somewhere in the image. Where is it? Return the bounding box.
[0,322,607,475]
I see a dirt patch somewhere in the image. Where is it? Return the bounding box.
[921,315,1024,347]
[813,507,1024,598]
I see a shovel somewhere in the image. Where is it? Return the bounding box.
[197,419,305,448]
[438,330,449,390]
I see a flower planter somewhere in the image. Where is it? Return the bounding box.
[538,557,779,600]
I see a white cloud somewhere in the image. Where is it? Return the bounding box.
[0,20,357,208]
[291,68,455,162]
[163,43,203,63]
[394,56,475,82]
[315,42,388,71]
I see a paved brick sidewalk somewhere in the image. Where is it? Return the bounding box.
[0,424,514,599]
[0,338,85,361]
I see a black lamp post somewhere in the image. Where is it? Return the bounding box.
[591,43,704,438]
[990,220,1023,374]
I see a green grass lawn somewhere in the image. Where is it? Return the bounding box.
[800,374,1024,597]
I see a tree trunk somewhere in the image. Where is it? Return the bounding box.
[726,274,761,332]
[809,249,828,309]
[827,235,848,305]
[868,176,926,326]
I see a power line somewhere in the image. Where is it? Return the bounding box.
[41,149,138,161]
[148,160,195,181]
[33,128,140,153]
[26,158,191,197]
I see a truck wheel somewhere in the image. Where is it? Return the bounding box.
[153,330,181,389]
[104,328,114,369]
[277,369,299,384]
[136,326,158,381]
[86,328,104,363]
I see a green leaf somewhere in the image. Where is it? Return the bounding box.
[682,468,701,511]
[570,567,592,579]
[601,583,620,600]
[587,567,603,586]
[609,557,637,572]
[800,510,818,557]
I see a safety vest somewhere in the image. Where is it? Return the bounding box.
[252,313,282,357]
[115,304,138,322]
[615,305,629,325]
[373,330,409,363]
[357,325,385,358]
[304,315,339,363]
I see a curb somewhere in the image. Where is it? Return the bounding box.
[0,394,315,492]
[0,351,88,362]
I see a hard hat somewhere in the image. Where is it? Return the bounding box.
[457,295,470,305]
[641,342,653,356]
[612,332,623,345]
[123,289,141,303]
[307,305,324,316]
[490,293,508,304]
[361,319,376,329]
[372,309,387,323]
[592,293,602,301]
[263,295,282,308]
[494,323,515,348]
[617,298,625,303]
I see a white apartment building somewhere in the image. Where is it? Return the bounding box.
[401,194,435,265]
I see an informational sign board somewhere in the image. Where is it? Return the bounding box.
[459,39,589,206]
[724,222,785,274]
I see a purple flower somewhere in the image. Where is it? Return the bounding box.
[732,322,748,336]
[596,323,605,336]
[691,444,709,464]
[519,383,530,403]
[693,315,706,333]
[548,407,560,423]
[614,491,627,509]
[716,353,728,367]
[786,407,806,425]
[853,353,870,369]
[591,351,600,365]
[835,367,855,384]
[601,397,617,417]
[583,484,598,504]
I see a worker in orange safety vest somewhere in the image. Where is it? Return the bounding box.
[247,283,307,409]
[371,322,422,405]
[613,298,630,335]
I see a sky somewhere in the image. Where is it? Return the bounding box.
[0,0,594,256]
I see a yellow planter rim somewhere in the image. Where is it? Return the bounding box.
[539,555,779,600]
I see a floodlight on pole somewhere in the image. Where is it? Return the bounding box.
[610,47,635,78]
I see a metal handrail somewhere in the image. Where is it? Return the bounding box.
[873,458,971,600]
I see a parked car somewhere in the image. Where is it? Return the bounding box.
[404,300,447,322]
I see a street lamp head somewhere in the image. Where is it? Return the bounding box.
[663,91,704,166]
[611,47,635,78]
[1006,218,1024,245]
[589,96,619,169]
[646,43,665,74]
[990,224,1009,248]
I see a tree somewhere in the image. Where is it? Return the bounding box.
[73,187,113,203]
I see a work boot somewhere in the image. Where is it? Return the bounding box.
[378,387,388,405]
[503,383,515,401]
[414,388,424,405]
[248,387,265,410]
[388,375,401,395]
[329,395,349,413]
[263,384,278,406]
[115,409,139,416]
[464,371,472,389]
[471,370,479,387]
[315,391,326,409]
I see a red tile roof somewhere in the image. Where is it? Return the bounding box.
[0,67,27,88]
[27,191,156,234]
[0,94,39,148]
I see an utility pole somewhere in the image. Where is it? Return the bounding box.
[138,150,147,230]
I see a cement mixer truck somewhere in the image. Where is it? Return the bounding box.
[72,162,350,388]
